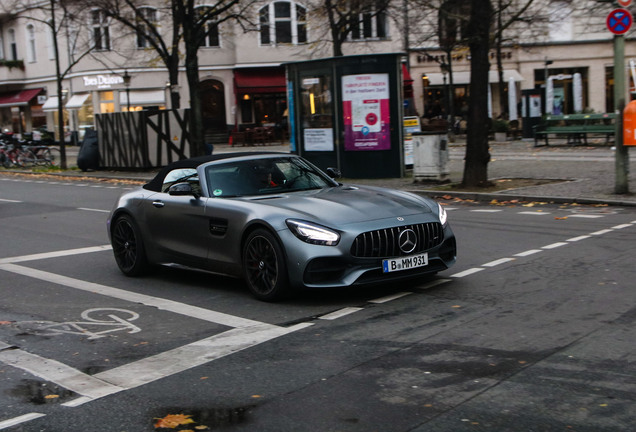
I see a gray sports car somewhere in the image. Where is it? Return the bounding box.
[107,152,456,301]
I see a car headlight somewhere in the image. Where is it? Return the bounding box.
[286,220,340,246]
[438,203,448,226]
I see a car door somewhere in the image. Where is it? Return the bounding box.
[143,168,210,266]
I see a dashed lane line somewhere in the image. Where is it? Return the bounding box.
[451,219,636,278]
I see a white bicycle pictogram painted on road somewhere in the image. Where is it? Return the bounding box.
[21,308,141,339]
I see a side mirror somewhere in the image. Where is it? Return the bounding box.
[168,182,198,197]
[326,167,341,179]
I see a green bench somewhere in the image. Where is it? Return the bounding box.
[533,113,616,147]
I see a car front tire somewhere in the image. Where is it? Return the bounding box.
[111,214,148,276]
[243,229,290,301]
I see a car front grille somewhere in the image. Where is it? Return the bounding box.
[350,223,444,258]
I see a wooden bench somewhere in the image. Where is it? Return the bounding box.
[533,113,616,147]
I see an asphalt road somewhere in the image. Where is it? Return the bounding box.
[1,174,635,431]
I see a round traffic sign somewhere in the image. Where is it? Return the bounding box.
[607,8,633,34]
[618,0,632,7]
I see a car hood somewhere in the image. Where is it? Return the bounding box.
[244,184,434,225]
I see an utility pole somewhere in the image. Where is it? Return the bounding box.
[614,35,629,194]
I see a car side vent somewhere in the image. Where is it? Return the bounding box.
[209,218,228,236]
[351,223,443,258]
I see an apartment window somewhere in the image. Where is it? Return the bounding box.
[137,7,158,48]
[0,34,4,60]
[259,1,307,45]
[47,20,55,59]
[8,28,17,60]
[351,6,387,40]
[91,9,111,51]
[26,24,37,62]
[548,0,572,41]
[195,6,220,47]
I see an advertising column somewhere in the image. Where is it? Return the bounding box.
[342,73,391,151]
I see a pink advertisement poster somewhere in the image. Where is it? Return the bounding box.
[342,73,391,151]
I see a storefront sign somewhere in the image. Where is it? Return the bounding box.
[82,75,125,89]
[342,73,391,151]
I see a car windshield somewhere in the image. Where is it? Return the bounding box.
[204,157,337,197]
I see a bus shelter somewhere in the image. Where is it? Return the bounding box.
[286,53,405,178]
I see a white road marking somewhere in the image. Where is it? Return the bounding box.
[450,268,484,278]
[369,292,412,304]
[0,348,124,399]
[0,245,112,265]
[77,207,110,213]
[482,257,516,267]
[612,224,632,229]
[591,229,613,235]
[568,214,604,219]
[319,307,364,320]
[0,263,263,329]
[470,209,502,213]
[518,211,550,215]
[542,242,568,250]
[567,235,592,242]
[0,198,22,203]
[514,249,543,257]
[0,413,46,429]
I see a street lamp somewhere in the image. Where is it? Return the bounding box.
[122,69,131,112]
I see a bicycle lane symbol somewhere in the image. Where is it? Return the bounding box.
[19,308,141,340]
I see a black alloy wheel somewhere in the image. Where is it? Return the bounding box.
[243,229,289,301]
[111,215,148,276]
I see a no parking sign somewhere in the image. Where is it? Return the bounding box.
[607,8,632,34]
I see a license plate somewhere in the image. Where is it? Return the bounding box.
[382,253,428,273]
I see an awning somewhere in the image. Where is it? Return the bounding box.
[423,69,524,86]
[120,89,166,106]
[0,88,44,108]
[66,93,90,109]
[42,96,60,111]
[402,64,413,86]
[234,67,286,94]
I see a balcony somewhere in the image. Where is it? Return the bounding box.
[0,60,25,81]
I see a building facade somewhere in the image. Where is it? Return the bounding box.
[0,0,633,142]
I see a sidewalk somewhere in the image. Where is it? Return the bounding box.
[19,138,636,206]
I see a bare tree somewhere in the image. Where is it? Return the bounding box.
[310,0,392,57]
[2,0,111,169]
[463,0,493,187]
[94,0,250,155]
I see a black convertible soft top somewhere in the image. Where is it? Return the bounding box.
[143,152,289,192]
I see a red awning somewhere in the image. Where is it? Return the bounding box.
[234,67,286,94]
[0,88,44,108]
[402,63,413,86]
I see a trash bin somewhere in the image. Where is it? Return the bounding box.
[412,132,449,182]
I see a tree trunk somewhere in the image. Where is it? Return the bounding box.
[462,0,493,187]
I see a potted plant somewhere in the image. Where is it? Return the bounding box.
[492,118,509,142]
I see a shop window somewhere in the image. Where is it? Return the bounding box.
[136,7,158,48]
[195,6,220,47]
[99,91,115,113]
[91,9,111,51]
[259,1,307,45]
[350,4,388,40]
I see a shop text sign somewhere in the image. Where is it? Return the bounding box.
[82,75,125,89]
[342,73,391,151]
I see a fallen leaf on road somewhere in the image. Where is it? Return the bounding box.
[555,217,568,220]
[154,414,195,429]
